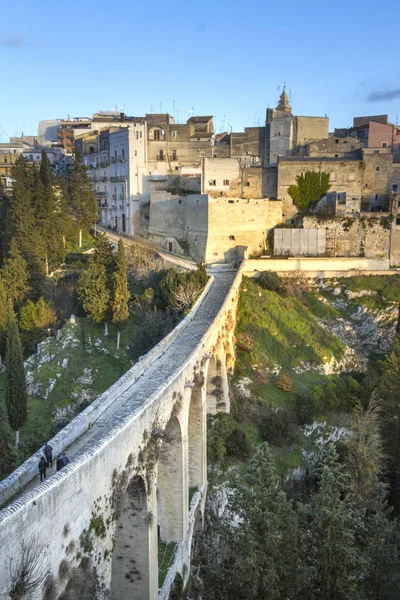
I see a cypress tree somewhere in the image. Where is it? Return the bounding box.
[5,314,28,446]
[303,444,366,599]
[0,239,30,305]
[7,158,46,292]
[69,149,98,248]
[39,149,52,188]
[0,279,12,365]
[113,239,130,349]
[78,234,114,334]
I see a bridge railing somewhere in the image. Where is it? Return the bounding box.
[0,276,214,509]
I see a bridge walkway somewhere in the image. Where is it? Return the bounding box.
[2,269,237,509]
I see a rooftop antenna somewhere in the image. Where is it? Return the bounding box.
[177,109,180,124]
[188,107,194,119]
[227,119,231,131]
[150,105,154,113]
[257,118,261,127]
[173,99,176,121]
[289,89,292,104]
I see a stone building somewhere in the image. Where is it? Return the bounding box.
[335,114,400,161]
[0,141,23,188]
[265,87,329,164]
[202,158,277,199]
[148,190,282,262]
[277,147,394,217]
[75,120,147,235]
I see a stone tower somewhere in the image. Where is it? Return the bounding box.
[276,86,292,114]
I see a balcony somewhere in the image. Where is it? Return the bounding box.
[111,157,117,163]
[118,156,125,163]
[109,175,127,183]
[101,176,108,181]
[101,202,109,208]
[112,194,117,201]
[100,161,108,167]
[170,155,178,161]
[119,204,124,210]
[95,191,107,196]
[119,194,125,200]
[157,154,165,161]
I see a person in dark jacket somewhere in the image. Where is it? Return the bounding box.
[56,453,70,471]
[38,456,47,481]
[44,442,53,467]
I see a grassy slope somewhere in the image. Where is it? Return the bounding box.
[0,316,136,476]
[230,275,400,474]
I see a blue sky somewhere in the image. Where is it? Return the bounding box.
[1,0,399,140]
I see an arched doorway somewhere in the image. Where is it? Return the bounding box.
[111,475,153,599]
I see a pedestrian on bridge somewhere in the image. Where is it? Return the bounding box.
[44,442,53,467]
[38,456,47,481]
[56,453,70,471]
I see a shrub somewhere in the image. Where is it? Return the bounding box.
[275,373,294,392]
[293,392,314,425]
[207,413,235,464]
[225,428,252,460]
[258,271,281,292]
[260,407,297,446]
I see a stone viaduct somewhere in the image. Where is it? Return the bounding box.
[0,268,240,600]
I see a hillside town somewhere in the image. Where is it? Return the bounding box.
[2,89,400,267]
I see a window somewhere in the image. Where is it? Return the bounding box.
[153,130,160,141]
[335,139,339,144]
[393,184,398,193]
[376,166,380,172]
[134,150,137,156]
[200,152,205,157]
[223,179,230,186]
[89,146,94,154]
[159,149,164,160]
[229,235,235,240]
[397,200,400,208]
[381,142,388,148]
[172,150,177,160]
[136,131,139,140]
[208,180,216,186]
[168,242,173,252]
[114,150,117,159]
[3,156,7,164]
[396,217,400,227]
[172,131,177,138]
[334,154,339,157]
[244,182,251,187]
[278,140,284,147]
[348,171,355,181]
[140,131,142,138]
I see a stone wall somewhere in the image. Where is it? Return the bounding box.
[303,215,390,259]
[243,257,391,276]
[296,116,329,146]
[148,191,283,262]
[277,150,393,217]
[306,136,362,158]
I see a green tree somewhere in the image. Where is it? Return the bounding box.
[1,239,30,305]
[200,443,299,600]
[288,170,330,214]
[112,240,130,350]
[346,394,385,510]
[19,298,56,333]
[5,315,28,445]
[6,157,46,292]
[69,149,98,248]
[302,444,366,599]
[362,485,400,599]
[38,149,52,188]
[0,279,13,365]
[78,234,114,334]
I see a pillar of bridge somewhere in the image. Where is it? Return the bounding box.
[187,381,206,488]
[111,474,158,600]
[206,345,230,414]
[157,414,188,542]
